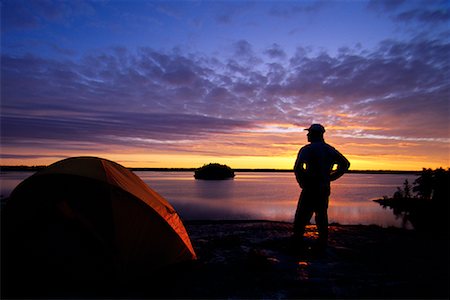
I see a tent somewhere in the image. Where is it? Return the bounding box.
[2,156,196,296]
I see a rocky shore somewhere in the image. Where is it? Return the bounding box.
[3,220,448,299]
[149,221,449,299]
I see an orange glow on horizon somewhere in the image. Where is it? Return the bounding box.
[1,151,448,171]
[1,122,448,171]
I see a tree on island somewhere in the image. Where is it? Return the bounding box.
[375,168,449,235]
[194,163,235,180]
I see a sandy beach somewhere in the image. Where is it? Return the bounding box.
[117,220,448,299]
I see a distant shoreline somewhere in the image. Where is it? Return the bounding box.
[0,165,421,175]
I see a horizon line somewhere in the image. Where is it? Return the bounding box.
[0,165,430,174]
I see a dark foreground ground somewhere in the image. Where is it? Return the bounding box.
[138,221,449,299]
[2,221,449,299]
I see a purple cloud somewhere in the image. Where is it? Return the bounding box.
[264,43,287,60]
[367,0,406,12]
[1,37,449,157]
[396,8,450,24]
[368,0,450,26]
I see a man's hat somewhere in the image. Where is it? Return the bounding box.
[305,123,325,133]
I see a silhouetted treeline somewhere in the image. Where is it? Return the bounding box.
[0,166,46,172]
[375,168,449,235]
[1,165,421,174]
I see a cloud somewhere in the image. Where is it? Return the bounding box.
[0,154,69,160]
[233,40,255,58]
[216,13,233,24]
[367,0,450,26]
[1,109,254,147]
[395,8,450,24]
[1,37,449,160]
[264,43,287,60]
[367,0,406,12]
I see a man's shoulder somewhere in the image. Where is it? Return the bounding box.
[299,144,313,153]
[323,143,347,159]
[323,142,337,151]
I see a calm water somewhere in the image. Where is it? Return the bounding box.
[0,171,417,228]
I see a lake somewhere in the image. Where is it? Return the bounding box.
[0,171,417,228]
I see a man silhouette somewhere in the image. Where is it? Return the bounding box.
[293,124,350,246]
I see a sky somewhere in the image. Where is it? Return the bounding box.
[1,0,449,170]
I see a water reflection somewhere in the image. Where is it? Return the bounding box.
[1,171,417,228]
[0,172,30,200]
[194,179,234,199]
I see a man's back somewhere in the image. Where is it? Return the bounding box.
[294,141,349,189]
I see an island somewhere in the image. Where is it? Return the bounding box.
[373,167,449,234]
[194,163,235,180]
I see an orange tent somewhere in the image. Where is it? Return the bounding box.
[3,156,196,296]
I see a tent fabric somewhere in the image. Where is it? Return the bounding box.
[33,156,196,259]
[3,156,196,287]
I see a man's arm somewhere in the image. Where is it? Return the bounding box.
[330,150,350,181]
[294,148,307,188]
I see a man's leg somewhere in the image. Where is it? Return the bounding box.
[294,191,314,239]
[315,209,329,243]
[315,192,330,245]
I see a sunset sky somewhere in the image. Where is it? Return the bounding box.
[1,0,449,170]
